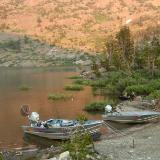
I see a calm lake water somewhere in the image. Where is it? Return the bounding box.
[0,67,108,149]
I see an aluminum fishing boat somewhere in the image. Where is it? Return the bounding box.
[102,105,160,124]
[22,112,103,140]
[103,111,160,124]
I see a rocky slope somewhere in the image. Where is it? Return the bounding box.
[0,32,91,67]
[0,0,160,52]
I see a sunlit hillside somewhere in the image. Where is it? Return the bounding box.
[0,0,160,52]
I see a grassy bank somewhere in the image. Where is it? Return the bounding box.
[88,70,160,98]
[80,70,160,112]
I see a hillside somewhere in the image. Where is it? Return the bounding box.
[0,0,160,52]
[0,32,90,67]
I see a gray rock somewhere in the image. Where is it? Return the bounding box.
[59,151,71,160]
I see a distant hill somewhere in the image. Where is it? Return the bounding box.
[0,0,160,52]
[0,32,91,67]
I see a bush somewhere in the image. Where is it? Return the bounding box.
[124,84,151,95]
[91,79,107,88]
[19,85,31,91]
[63,130,92,160]
[76,114,88,122]
[74,79,91,85]
[0,153,3,160]
[84,101,115,112]
[104,84,120,95]
[125,79,160,96]
[147,90,160,99]
[48,93,72,100]
[65,84,84,91]
[0,40,21,51]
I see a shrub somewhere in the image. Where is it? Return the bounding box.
[76,114,88,122]
[65,84,84,91]
[84,101,115,112]
[48,93,72,100]
[124,84,151,95]
[91,79,107,88]
[74,79,91,85]
[0,153,3,160]
[63,130,93,160]
[0,40,21,51]
[19,85,31,91]
[147,90,160,99]
[125,79,160,96]
[104,84,120,95]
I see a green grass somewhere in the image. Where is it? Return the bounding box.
[65,84,84,91]
[91,79,108,88]
[147,90,160,99]
[48,93,72,100]
[0,153,4,160]
[88,70,160,99]
[19,85,31,91]
[84,101,115,112]
[124,79,160,96]
[73,79,91,85]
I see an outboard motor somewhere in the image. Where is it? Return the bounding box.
[105,105,112,114]
[28,112,40,127]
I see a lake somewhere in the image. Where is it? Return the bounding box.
[0,67,107,149]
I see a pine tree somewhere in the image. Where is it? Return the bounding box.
[116,26,134,71]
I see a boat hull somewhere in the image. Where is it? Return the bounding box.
[23,127,102,140]
[22,120,103,140]
[103,111,160,124]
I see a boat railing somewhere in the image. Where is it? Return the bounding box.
[69,122,103,136]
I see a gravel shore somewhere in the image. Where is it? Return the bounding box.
[95,121,160,160]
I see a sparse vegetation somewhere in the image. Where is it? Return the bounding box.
[48,93,72,100]
[63,127,93,160]
[0,0,159,52]
[84,101,115,112]
[73,79,91,85]
[0,40,21,51]
[147,90,160,100]
[65,84,84,91]
[19,85,31,91]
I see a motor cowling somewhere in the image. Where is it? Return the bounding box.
[28,112,40,125]
[105,105,112,113]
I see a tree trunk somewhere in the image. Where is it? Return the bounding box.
[151,58,155,77]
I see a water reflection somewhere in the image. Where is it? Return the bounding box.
[0,67,107,148]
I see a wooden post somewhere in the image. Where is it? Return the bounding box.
[132,139,135,148]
